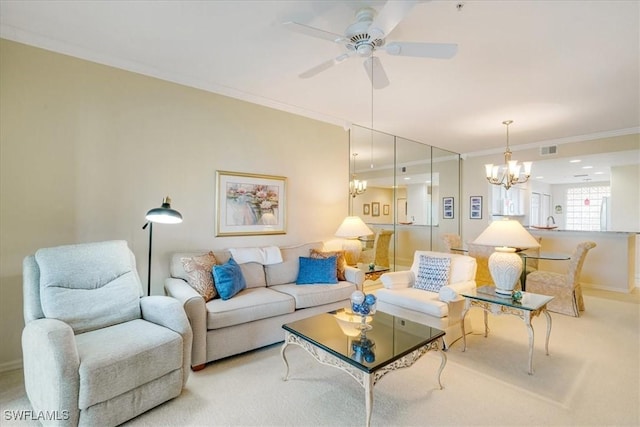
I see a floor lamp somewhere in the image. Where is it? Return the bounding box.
[142,196,183,296]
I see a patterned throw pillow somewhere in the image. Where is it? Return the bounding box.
[309,249,347,281]
[181,252,217,301]
[414,255,451,292]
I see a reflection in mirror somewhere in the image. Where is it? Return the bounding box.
[349,125,461,270]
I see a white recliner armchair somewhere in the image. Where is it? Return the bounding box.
[376,251,477,348]
[22,240,192,426]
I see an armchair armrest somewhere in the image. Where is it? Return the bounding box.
[164,277,207,369]
[380,270,414,289]
[140,296,193,385]
[344,266,365,290]
[22,318,80,426]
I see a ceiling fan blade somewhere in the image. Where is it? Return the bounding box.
[300,53,351,79]
[368,0,419,39]
[283,21,346,43]
[363,56,390,90]
[384,42,458,59]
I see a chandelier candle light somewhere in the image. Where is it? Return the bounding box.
[485,120,532,190]
[349,153,367,197]
[473,218,540,296]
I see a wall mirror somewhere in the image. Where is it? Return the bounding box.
[349,125,461,269]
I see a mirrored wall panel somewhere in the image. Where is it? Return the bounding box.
[350,125,461,269]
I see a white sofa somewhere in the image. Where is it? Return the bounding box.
[375,250,477,348]
[165,242,364,370]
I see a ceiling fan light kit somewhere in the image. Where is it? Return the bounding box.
[284,1,458,89]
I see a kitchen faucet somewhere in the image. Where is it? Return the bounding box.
[546,216,556,227]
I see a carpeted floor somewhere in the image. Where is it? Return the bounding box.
[1,289,638,426]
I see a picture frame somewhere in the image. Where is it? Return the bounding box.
[215,170,286,236]
[371,202,380,217]
[470,196,483,220]
[443,197,454,219]
[363,203,370,215]
[383,204,390,215]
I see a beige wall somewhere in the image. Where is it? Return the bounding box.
[0,40,349,369]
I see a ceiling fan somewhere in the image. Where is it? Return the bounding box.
[283,0,458,89]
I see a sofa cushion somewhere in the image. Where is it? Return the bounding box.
[181,252,217,301]
[75,319,183,410]
[310,249,347,281]
[206,287,295,330]
[213,258,246,300]
[414,255,451,292]
[265,242,323,286]
[296,256,338,285]
[376,287,449,318]
[270,281,355,309]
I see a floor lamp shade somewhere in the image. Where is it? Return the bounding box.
[473,218,540,295]
[143,197,182,296]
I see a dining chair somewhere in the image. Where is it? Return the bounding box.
[441,233,463,254]
[467,243,495,286]
[359,229,394,267]
[525,241,596,317]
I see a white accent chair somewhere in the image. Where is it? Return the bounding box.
[22,240,192,426]
[375,251,477,349]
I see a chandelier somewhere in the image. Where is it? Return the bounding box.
[485,120,532,190]
[349,153,367,198]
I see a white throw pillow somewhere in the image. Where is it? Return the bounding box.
[414,255,451,292]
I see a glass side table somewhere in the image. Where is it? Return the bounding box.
[460,286,554,375]
[357,263,390,281]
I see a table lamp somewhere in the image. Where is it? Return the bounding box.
[472,218,540,296]
[142,196,183,296]
[335,216,373,266]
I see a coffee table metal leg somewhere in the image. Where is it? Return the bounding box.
[281,333,291,381]
[364,373,373,427]
[436,339,447,389]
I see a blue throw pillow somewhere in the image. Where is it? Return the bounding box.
[296,256,338,285]
[212,258,246,300]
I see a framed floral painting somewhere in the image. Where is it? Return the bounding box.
[215,170,286,236]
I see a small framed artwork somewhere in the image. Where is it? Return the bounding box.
[383,204,390,215]
[215,170,287,236]
[443,197,454,219]
[371,202,380,217]
[470,196,483,220]
[363,204,370,215]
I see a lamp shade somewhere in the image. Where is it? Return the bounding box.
[335,216,373,238]
[473,218,540,249]
[146,196,183,224]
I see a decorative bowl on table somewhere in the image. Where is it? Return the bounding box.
[350,291,377,331]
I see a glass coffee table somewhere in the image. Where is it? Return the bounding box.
[282,309,446,427]
[460,286,554,375]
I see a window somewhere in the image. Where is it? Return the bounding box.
[565,186,610,230]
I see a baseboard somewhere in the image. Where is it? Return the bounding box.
[0,358,22,373]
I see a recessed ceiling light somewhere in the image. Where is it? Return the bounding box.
[535,176,544,179]
[594,171,604,175]
[569,159,582,163]
[582,165,593,169]
[404,177,411,180]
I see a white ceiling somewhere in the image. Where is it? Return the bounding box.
[1,0,639,183]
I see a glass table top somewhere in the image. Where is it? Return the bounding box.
[282,309,444,373]
[461,286,554,311]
